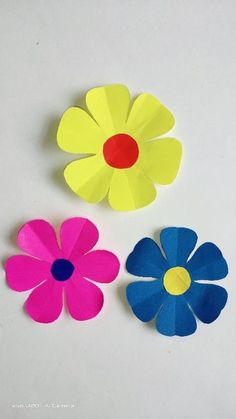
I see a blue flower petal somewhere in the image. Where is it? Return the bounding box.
[185,282,228,323]
[156,295,197,336]
[160,227,198,267]
[126,238,168,278]
[126,279,167,322]
[186,242,228,281]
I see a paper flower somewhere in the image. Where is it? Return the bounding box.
[5,218,120,323]
[126,227,228,336]
[57,84,182,211]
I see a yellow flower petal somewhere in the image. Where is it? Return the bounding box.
[126,93,175,142]
[64,154,113,203]
[57,107,105,154]
[108,166,156,211]
[86,84,130,137]
[139,138,182,184]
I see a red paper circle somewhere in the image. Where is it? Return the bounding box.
[103,133,139,169]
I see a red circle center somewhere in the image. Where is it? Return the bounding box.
[103,133,139,169]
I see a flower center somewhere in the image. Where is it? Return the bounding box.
[163,267,191,296]
[103,133,139,169]
[51,259,74,281]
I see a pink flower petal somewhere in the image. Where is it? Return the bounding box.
[65,277,104,320]
[60,217,99,261]
[17,220,60,262]
[25,280,63,323]
[5,255,50,291]
[78,250,120,283]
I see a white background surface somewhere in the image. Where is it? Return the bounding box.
[0,1,236,418]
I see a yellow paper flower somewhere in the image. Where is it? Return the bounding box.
[57,84,182,211]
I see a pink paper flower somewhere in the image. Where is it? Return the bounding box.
[5,218,120,323]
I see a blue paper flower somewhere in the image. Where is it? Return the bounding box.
[126,227,228,336]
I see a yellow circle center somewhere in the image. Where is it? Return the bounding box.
[163,267,191,296]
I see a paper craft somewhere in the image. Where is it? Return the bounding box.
[57,84,182,211]
[126,227,228,336]
[5,218,120,323]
